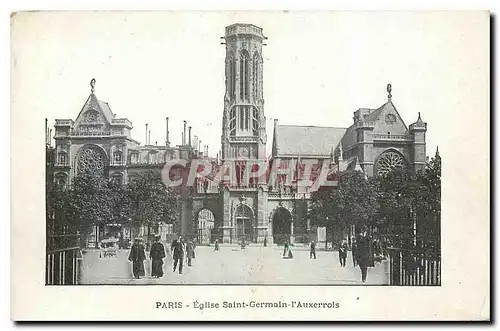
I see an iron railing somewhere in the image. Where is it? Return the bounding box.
[46,225,81,285]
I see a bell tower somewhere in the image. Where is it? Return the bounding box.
[221,24,267,162]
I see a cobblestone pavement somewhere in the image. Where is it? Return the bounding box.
[79,245,389,285]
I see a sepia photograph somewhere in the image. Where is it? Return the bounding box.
[11,10,489,320]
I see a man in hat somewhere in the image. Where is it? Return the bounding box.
[356,227,373,283]
[128,238,146,279]
[185,238,195,267]
[172,236,184,274]
[150,235,166,278]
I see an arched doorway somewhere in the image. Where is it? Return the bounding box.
[272,207,292,245]
[234,204,254,243]
[196,209,215,244]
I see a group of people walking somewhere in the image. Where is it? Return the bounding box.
[127,235,196,279]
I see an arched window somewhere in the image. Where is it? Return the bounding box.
[228,58,236,99]
[55,173,68,190]
[229,107,236,136]
[253,53,260,99]
[113,150,123,164]
[252,108,259,135]
[239,51,249,100]
[376,150,407,176]
[77,145,106,176]
[58,151,67,165]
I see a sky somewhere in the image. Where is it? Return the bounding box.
[11,11,489,158]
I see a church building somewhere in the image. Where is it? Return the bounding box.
[47,23,428,247]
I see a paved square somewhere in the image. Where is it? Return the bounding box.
[79,245,389,285]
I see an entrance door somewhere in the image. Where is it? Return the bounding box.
[272,207,292,244]
[234,204,254,243]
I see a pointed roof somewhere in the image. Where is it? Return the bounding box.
[274,124,347,157]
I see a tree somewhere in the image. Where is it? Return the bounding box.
[125,171,180,241]
[309,170,378,248]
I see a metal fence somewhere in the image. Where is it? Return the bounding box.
[46,226,81,285]
[386,236,441,286]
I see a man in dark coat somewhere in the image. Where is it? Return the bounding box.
[338,239,348,267]
[310,240,317,259]
[171,237,184,274]
[356,227,373,283]
[128,238,146,279]
[150,235,166,278]
[186,239,195,267]
[214,238,220,251]
[351,237,358,267]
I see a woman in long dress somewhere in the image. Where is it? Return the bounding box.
[150,235,166,278]
[128,238,146,279]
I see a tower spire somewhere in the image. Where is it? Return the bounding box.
[90,78,96,94]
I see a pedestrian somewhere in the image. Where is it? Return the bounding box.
[351,237,358,267]
[171,237,184,274]
[263,236,268,247]
[128,238,146,279]
[186,238,195,267]
[283,241,293,259]
[310,240,317,259]
[356,227,374,283]
[150,235,166,278]
[339,239,348,267]
[214,238,220,251]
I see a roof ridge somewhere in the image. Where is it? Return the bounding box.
[277,124,347,129]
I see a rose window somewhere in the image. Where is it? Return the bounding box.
[77,146,105,176]
[85,110,99,123]
[376,151,406,176]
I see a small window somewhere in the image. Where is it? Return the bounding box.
[58,152,67,165]
[113,151,123,164]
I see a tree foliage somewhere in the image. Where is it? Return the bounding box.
[309,153,441,247]
[49,171,180,243]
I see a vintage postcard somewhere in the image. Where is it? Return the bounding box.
[11,11,489,321]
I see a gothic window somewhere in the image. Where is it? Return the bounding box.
[239,51,249,100]
[376,151,407,176]
[54,173,67,190]
[252,108,259,135]
[58,151,67,165]
[253,53,260,99]
[113,150,123,164]
[230,108,236,136]
[85,110,99,123]
[77,145,106,176]
[227,58,236,100]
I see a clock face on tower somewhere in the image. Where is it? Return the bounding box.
[239,147,249,157]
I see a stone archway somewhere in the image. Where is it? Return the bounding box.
[234,204,255,243]
[195,208,216,244]
[272,207,293,245]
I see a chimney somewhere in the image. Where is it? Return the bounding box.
[198,140,201,153]
[45,118,48,145]
[166,117,170,146]
[49,129,52,146]
[194,136,198,150]
[148,130,151,145]
[188,126,192,146]
[181,132,184,146]
[183,121,187,145]
[145,123,148,145]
